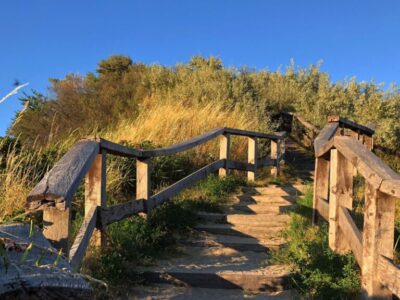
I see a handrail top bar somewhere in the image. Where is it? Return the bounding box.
[328,115,375,136]
[98,127,286,158]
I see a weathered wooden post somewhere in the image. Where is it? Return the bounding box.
[270,138,280,177]
[43,207,71,255]
[137,157,151,211]
[219,133,230,177]
[361,183,395,299]
[328,149,353,253]
[247,137,258,181]
[85,149,107,248]
[312,154,330,224]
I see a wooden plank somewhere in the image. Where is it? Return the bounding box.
[361,183,395,299]
[69,206,97,270]
[334,136,400,192]
[100,199,145,226]
[99,137,143,157]
[270,139,280,177]
[247,137,257,181]
[137,158,151,211]
[313,155,330,223]
[85,149,107,248]
[151,160,225,207]
[317,198,329,220]
[43,207,71,255]
[219,133,230,177]
[380,179,400,199]
[328,116,374,136]
[141,128,225,157]
[338,206,363,266]
[377,255,400,298]
[27,140,100,210]
[328,149,353,254]
[224,128,286,141]
[0,224,93,299]
[314,122,339,155]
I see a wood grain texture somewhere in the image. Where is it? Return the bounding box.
[219,133,231,177]
[338,206,362,266]
[328,115,374,136]
[43,207,71,255]
[100,199,145,226]
[247,137,258,181]
[224,128,286,141]
[27,140,100,210]
[69,206,97,269]
[314,122,339,155]
[377,255,400,298]
[313,156,330,223]
[136,158,151,210]
[99,137,143,157]
[317,198,329,220]
[0,224,93,299]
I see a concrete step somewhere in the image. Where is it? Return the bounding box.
[183,233,285,252]
[139,246,291,292]
[196,223,286,239]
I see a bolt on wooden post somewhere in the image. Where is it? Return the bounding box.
[270,139,280,177]
[361,183,395,299]
[219,133,230,177]
[85,149,107,248]
[137,157,151,211]
[247,137,258,181]
[328,149,353,253]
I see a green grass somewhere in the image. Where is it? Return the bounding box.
[271,185,361,299]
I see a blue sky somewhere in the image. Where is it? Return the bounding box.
[1,0,400,135]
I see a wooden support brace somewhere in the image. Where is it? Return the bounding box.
[43,207,71,255]
[137,157,151,211]
[312,154,330,224]
[85,149,107,248]
[219,133,230,177]
[361,183,395,299]
[247,137,258,181]
[328,149,353,254]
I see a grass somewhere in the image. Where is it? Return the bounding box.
[271,185,361,299]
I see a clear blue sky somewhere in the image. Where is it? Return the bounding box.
[1,0,400,135]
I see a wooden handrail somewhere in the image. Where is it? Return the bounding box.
[313,116,400,299]
[26,126,286,268]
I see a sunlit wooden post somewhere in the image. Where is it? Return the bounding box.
[137,158,151,211]
[219,133,230,177]
[43,207,71,255]
[247,137,258,181]
[361,183,395,299]
[328,149,353,253]
[312,154,330,224]
[270,139,280,177]
[85,149,107,248]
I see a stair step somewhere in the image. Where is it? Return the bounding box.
[229,203,294,214]
[183,234,285,252]
[233,195,295,205]
[139,246,291,292]
[196,224,286,238]
[241,186,300,196]
[226,214,290,225]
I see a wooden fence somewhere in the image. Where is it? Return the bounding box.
[312,116,400,299]
[25,127,286,270]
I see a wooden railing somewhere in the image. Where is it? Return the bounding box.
[25,127,286,269]
[313,116,400,299]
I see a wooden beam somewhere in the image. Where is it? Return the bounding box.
[377,255,400,298]
[314,122,339,155]
[313,155,330,224]
[338,206,363,266]
[99,138,143,158]
[224,128,286,141]
[100,199,145,226]
[328,149,353,254]
[43,207,71,255]
[85,149,107,248]
[316,198,329,221]
[69,206,97,270]
[247,137,258,181]
[270,139,280,177]
[219,134,230,177]
[361,183,395,299]
[151,160,225,208]
[328,116,374,136]
[27,140,100,210]
[136,158,151,211]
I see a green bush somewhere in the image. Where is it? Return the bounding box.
[272,186,361,299]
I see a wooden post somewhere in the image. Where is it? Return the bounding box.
[270,139,280,177]
[85,149,107,248]
[43,207,71,255]
[361,183,395,299]
[364,135,374,151]
[219,133,230,177]
[312,154,330,224]
[328,149,353,253]
[247,137,258,181]
[137,158,151,211]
